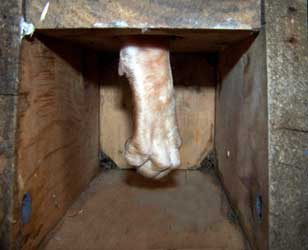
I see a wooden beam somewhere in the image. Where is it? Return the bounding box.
[0,1,21,249]
[36,29,256,53]
[265,1,308,249]
[27,0,261,30]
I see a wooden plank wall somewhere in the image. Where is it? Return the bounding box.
[13,37,100,250]
[26,0,260,30]
[0,96,17,250]
[100,53,216,169]
[215,33,268,250]
[0,1,22,249]
[265,1,308,249]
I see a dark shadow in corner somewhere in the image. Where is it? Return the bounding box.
[123,169,179,189]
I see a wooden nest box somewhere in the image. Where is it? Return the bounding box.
[0,1,307,250]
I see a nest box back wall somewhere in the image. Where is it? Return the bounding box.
[99,53,216,169]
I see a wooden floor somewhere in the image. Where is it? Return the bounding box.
[40,169,248,250]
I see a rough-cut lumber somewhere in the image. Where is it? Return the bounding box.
[27,0,261,30]
[0,1,21,95]
[216,2,308,248]
[100,53,215,169]
[0,1,22,249]
[0,96,18,250]
[13,37,100,250]
[35,29,257,53]
[1,1,307,249]
[216,33,268,250]
[41,169,248,250]
[265,1,308,250]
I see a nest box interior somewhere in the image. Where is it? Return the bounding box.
[15,27,267,250]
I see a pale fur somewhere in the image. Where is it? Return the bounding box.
[119,39,182,179]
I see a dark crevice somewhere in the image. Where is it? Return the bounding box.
[260,0,266,26]
[276,127,308,134]
[22,0,28,21]
[203,150,253,250]
[99,151,118,169]
[199,151,217,170]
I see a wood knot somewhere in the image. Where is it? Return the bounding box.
[288,6,297,13]
[287,36,298,44]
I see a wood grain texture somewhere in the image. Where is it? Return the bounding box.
[216,33,268,250]
[100,54,215,169]
[265,1,308,250]
[37,29,256,53]
[41,169,248,250]
[27,0,260,30]
[14,37,100,250]
[0,1,21,249]
[0,96,18,250]
[0,0,21,95]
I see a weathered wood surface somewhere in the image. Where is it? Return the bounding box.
[0,1,22,249]
[27,0,261,30]
[37,29,256,53]
[0,96,18,250]
[0,1,21,95]
[265,1,308,250]
[100,54,215,169]
[41,169,248,250]
[13,37,100,250]
[216,33,268,250]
